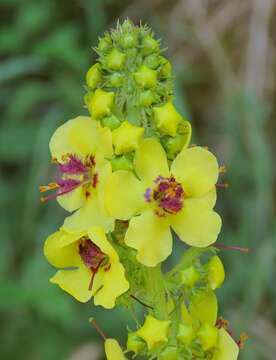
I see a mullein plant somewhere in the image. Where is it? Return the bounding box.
[41,20,247,359]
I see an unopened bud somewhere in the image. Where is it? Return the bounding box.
[153,102,182,136]
[109,72,124,88]
[159,346,178,360]
[101,114,121,130]
[86,63,102,89]
[88,89,114,119]
[197,323,218,351]
[112,121,144,155]
[160,61,172,78]
[180,265,200,287]
[98,38,111,53]
[120,33,137,49]
[106,48,126,70]
[134,65,157,89]
[142,35,159,55]
[110,155,133,172]
[177,323,195,345]
[127,332,145,355]
[144,54,160,69]
[139,90,155,107]
[206,255,225,290]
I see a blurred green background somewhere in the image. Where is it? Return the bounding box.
[0,0,275,359]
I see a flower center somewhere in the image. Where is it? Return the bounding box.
[78,237,109,290]
[144,176,184,216]
[40,154,98,202]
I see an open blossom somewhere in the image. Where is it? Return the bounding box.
[44,226,129,308]
[40,116,114,233]
[104,138,221,266]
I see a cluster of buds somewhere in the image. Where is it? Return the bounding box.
[41,20,245,359]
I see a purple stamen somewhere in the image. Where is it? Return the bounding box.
[56,178,81,193]
[148,175,185,216]
[144,188,152,202]
[59,154,87,174]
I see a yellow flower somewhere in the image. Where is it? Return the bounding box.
[112,121,144,155]
[135,315,171,351]
[105,138,221,266]
[44,226,129,308]
[40,116,114,233]
[153,102,182,136]
[105,339,126,360]
[212,328,239,360]
[88,89,115,119]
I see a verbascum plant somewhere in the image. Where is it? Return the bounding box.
[41,20,247,359]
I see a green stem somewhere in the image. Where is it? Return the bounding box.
[143,265,168,320]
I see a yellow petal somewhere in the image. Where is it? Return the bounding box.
[125,210,172,267]
[50,116,100,161]
[87,227,129,309]
[98,124,113,158]
[57,185,86,212]
[50,265,92,303]
[63,193,114,233]
[212,328,239,360]
[104,170,144,220]
[171,199,222,247]
[153,102,182,136]
[44,229,83,268]
[112,121,144,155]
[135,315,171,351]
[171,146,219,198]
[105,339,126,360]
[189,291,218,326]
[134,138,169,184]
[200,187,217,208]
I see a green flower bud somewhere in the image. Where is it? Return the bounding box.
[159,346,178,360]
[127,332,145,355]
[101,114,121,130]
[86,63,102,89]
[109,72,124,88]
[160,61,172,78]
[180,265,200,287]
[98,37,111,53]
[88,89,114,119]
[119,33,137,49]
[197,323,218,351]
[177,323,195,345]
[135,315,171,351]
[144,54,160,69]
[139,90,155,107]
[153,102,182,136]
[189,291,218,327]
[162,131,191,160]
[106,48,126,70]
[134,65,157,89]
[110,155,133,172]
[112,121,144,155]
[206,255,225,290]
[142,35,159,55]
